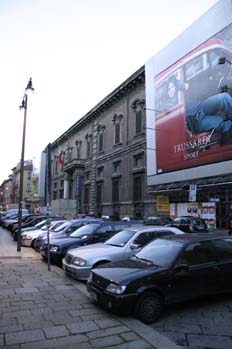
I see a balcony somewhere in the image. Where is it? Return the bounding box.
[63,158,85,172]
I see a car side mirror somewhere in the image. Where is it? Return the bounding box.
[130,243,141,250]
[173,264,189,272]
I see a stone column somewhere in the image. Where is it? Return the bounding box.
[63,178,69,199]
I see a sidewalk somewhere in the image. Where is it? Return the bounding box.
[0,227,180,349]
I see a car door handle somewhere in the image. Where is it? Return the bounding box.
[211,265,220,271]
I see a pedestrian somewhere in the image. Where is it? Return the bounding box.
[228,212,232,235]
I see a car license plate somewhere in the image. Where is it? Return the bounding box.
[90,290,98,302]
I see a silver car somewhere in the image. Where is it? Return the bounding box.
[62,226,184,280]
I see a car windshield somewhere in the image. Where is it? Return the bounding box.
[53,221,70,232]
[35,219,47,228]
[70,223,101,237]
[134,238,183,267]
[105,229,136,247]
[48,221,65,231]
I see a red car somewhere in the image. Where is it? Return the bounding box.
[154,36,232,173]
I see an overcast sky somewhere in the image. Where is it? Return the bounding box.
[0,0,219,184]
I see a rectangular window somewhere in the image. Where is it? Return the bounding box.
[59,189,63,199]
[84,185,89,205]
[87,140,91,158]
[97,167,104,177]
[55,158,58,174]
[113,161,120,173]
[85,171,90,181]
[96,183,103,204]
[99,133,103,152]
[135,110,142,134]
[133,175,143,201]
[134,154,144,168]
[112,179,120,203]
[114,123,120,144]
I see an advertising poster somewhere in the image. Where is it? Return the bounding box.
[156,195,169,212]
[153,23,232,174]
[177,203,199,217]
[201,202,216,230]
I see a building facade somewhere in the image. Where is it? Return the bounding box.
[49,67,156,219]
[47,0,232,227]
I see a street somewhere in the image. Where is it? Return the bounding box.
[0,227,232,349]
[0,227,178,349]
[150,294,232,349]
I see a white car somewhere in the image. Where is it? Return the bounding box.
[21,220,66,248]
[62,226,184,281]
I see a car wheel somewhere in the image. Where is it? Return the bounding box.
[31,239,36,249]
[134,291,163,324]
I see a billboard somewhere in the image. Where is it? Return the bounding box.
[146,0,232,186]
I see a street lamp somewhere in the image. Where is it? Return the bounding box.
[17,78,34,252]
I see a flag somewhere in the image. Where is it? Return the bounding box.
[58,151,64,167]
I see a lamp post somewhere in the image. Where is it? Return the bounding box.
[17,78,34,252]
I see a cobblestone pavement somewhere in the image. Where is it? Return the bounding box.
[150,294,232,349]
[0,227,179,349]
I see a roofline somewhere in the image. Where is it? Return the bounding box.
[51,65,145,149]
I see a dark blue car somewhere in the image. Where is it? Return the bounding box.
[40,221,144,266]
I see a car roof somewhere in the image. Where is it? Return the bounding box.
[119,225,183,233]
[159,233,230,244]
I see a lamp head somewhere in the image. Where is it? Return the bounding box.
[19,97,26,110]
[25,77,34,94]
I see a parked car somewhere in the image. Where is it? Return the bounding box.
[87,233,232,324]
[34,218,103,251]
[40,221,144,266]
[21,220,67,248]
[63,226,184,281]
[12,215,48,240]
[144,216,173,226]
[11,214,46,234]
[167,216,208,233]
[1,213,20,229]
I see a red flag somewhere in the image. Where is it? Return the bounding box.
[58,152,64,166]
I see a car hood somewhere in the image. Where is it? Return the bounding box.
[92,258,163,284]
[67,243,122,258]
[49,237,84,247]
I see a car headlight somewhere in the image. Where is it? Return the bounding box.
[50,246,60,253]
[106,283,126,295]
[73,257,86,267]
[22,234,31,240]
